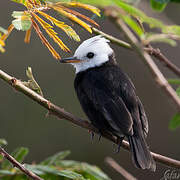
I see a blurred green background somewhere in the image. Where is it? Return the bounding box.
[0,1,180,179]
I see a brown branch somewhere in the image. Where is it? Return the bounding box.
[104,9,180,111]
[105,157,137,180]
[145,47,180,77]
[0,69,180,169]
[0,147,43,180]
[92,27,180,77]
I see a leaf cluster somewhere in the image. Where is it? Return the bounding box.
[0,0,100,59]
[0,141,111,180]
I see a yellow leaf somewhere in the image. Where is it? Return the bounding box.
[50,5,92,33]
[31,18,60,59]
[60,6,99,27]
[0,39,5,47]
[0,39,5,53]
[0,45,5,53]
[37,10,80,41]
[1,24,14,41]
[32,12,70,52]
[57,2,101,17]
[24,25,32,43]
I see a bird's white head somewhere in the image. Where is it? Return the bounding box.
[60,35,114,73]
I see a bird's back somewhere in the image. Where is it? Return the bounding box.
[74,61,141,136]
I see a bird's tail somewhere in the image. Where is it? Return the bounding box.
[128,134,156,171]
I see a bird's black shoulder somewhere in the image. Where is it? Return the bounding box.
[74,60,136,108]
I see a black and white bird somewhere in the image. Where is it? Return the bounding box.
[60,35,156,171]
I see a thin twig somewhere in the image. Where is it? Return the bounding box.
[0,69,180,169]
[92,27,132,49]
[92,27,180,77]
[145,47,180,77]
[104,10,180,111]
[0,147,43,180]
[105,157,137,180]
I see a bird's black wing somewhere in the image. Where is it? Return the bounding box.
[74,65,137,136]
[137,96,149,137]
[109,67,149,138]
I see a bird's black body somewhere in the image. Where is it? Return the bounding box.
[74,55,156,171]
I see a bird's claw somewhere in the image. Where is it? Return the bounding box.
[113,136,124,153]
[91,132,95,141]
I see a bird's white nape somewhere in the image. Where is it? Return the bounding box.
[72,35,113,73]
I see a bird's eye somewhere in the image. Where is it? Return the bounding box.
[86,52,94,59]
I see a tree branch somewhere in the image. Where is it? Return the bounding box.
[0,69,180,169]
[92,27,180,77]
[105,157,137,180]
[103,10,180,111]
[0,147,43,180]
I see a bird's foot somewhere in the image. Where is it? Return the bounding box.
[88,130,102,142]
[91,132,95,141]
[98,134,102,141]
[113,136,124,153]
[88,130,95,141]
[98,130,103,142]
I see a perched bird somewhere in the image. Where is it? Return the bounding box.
[60,35,156,171]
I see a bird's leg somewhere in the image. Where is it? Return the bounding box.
[88,130,95,141]
[98,134,102,141]
[88,129,102,141]
[114,136,124,153]
[98,130,103,142]
[91,132,95,141]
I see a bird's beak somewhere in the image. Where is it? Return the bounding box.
[60,56,81,63]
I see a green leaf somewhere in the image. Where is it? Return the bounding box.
[31,165,85,179]
[56,170,86,180]
[12,11,32,31]
[24,164,45,175]
[0,170,15,175]
[23,67,43,96]
[0,139,8,146]
[113,1,165,29]
[0,27,8,34]
[163,25,180,36]
[121,15,144,37]
[1,147,29,170]
[81,163,111,180]
[41,150,71,165]
[168,79,180,85]
[56,160,80,168]
[142,33,177,46]
[150,0,168,12]
[1,158,12,170]
[12,11,24,18]
[12,18,32,31]
[11,147,29,163]
[169,113,180,130]
[150,37,176,46]
[122,0,140,5]
[1,148,28,170]
[176,86,180,97]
